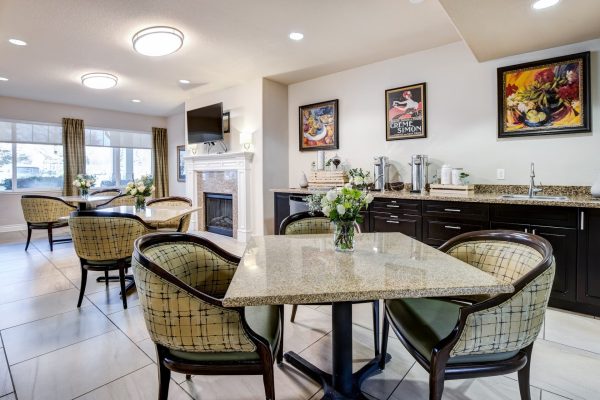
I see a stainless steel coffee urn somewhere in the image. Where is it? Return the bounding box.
[409,154,429,193]
[373,156,389,191]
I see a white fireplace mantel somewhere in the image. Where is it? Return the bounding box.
[184,151,254,241]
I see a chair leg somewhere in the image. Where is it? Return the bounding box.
[104,270,109,287]
[276,305,284,365]
[185,374,191,380]
[47,222,53,251]
[518,344,534,400]
[290,304,298,322]
[25,223,32,251]
[429,371,445,400]
[262,364,276,400]
[156,348,171,400]
[372,300,380,357]
[118,265,127,309]
[379,314,390,370]
[77,266,88,308]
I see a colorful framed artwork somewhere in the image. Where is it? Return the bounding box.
[385,82,427,141]
[177,145,186,182]
[299,99,339,151]
[498,52,591,138]
[223,112,231,133]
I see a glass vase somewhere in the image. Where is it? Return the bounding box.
[135,196,146,211]
[80,188,89,198]
[333,220,355,252]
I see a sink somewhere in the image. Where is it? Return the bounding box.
[498,194,569,201]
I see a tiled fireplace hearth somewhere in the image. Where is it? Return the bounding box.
[184,151,253,241]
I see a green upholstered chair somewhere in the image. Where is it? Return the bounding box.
[95,193,136,208]
[379,230,555,400]
[20,195,77,251]
[146,196,193,232]
[132,233,283,400]
[279,211,381,356]
[90,188,122,197]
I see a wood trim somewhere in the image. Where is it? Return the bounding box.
[147,196,192,206]
[21,194,78,209]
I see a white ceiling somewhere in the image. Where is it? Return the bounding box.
[0,0,460,116]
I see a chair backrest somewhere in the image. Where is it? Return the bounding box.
[69,210,155,261]
[132,233,256,353]
[21,195,77,223]
[91,188,122,197]
[279,211,334,235]
[147,196,192,207]
[96,194,136,208]
[439,230,555,358]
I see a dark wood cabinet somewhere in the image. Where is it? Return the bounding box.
[369,199,421,240]
[578,209,600,308]
[423,218,489,247]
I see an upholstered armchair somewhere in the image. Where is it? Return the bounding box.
[90,188,122,196]
[279,211,380,356]
[132,233,282,400]
[146,196,193,232]
[96,194,136,208]
[379,230,555,400]
[21,195,77,251]
[69,211,156,309]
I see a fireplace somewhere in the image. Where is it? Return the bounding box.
[204,193,234,237]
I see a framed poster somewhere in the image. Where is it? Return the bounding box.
[299,99,339,151]
[177,145,186,182]
[223,112,231,133]
[385,82,426,140]
[498,52,590,138]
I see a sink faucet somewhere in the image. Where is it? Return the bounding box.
[528,162,543,198]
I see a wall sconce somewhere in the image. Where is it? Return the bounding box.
[186,143,198,155]
[239,131,253,151]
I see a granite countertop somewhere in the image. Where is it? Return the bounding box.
[97,206,200,223]
[223,232,513,307]
[272,187,600,208]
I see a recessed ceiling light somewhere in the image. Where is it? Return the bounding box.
[132,26,184,57]
[179,79,191,84]
[8,38,27,46]
[81,73,118,89]
[289,32,304,41]
[131,99,141,103]
[0,77,8,81]
[532,0,560,9]
[409,0,424,3]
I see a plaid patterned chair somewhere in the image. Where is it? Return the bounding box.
[96,194,136,208]
[21,195,77,251]
[69,211,156,309]
[279,211,381,356]
[379,230,555,400]
[132,233,283,400]
[90,188,122,196]
[146,196,193,232]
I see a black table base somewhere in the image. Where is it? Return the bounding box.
[284,302,391,399]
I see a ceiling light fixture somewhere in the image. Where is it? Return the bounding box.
[132,26,184,57]
[131,99,141,103]
[532,0,560,9]
[81,73,118,89]
[179,79,191,84]
[9,38,27,46]
[0,77,8,81]
[409,0,424,4]
[289,32,304,41]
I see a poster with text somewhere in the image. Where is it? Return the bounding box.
[385,83,426,141]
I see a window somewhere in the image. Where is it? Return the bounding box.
[0,120,63,191]
[85,128,152,187]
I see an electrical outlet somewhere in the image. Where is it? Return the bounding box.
[496,169,505,180]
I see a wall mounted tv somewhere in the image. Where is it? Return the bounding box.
[187,102,223,144]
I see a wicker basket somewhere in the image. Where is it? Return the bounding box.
[308,170,348,189]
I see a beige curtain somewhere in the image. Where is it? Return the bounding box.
[62,118,85,196]
[152,127,169,198]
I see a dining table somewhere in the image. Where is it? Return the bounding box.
[59,194,115,210]
[223,232,514,399]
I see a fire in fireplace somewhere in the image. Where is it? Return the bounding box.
[204,192,233,237]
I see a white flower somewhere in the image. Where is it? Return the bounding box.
[365,193,374,204]
[85,180,91,187]
[130,188,137,195]
[127,182,134,188]
[322,206,331,215]
[77,174,82,179]
[326,190,337,201]
[336,204,346,215]
[138,185,145,192]
[74,181,81,187]
[344,183,352,189]
[354,177,364,185]
[349,177,355,184]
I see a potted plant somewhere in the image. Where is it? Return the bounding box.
[72,174,96,197]
[320,185,373,252]
[124,175,155,210]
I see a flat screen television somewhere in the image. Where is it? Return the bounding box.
[187,102,223,144]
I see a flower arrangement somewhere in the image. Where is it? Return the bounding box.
[348,168,372,190]
[320,185,373,251]
[72,174,96,197]
[124,175,155,209]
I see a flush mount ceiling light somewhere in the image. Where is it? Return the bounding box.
[289,32,304,41]
[532,0,560,9]
[179,79,191,84]
[9,38,27,46]
[0,76,8,81]
[409,0,424,4]
[132,26,184,57]
[131,99,141,103]
[81,73,118,89]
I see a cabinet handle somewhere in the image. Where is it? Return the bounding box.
[389,214,399,219]
[581,211,585,231]
[444,225,462,230]
[386,220,400,224]
[444,208,461,213]
[532,229,536,235]
[524,228,529,233]
[386,205,400,208]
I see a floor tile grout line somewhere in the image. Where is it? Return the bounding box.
[69,361,153,400]
[0,285,76,307]
[0,332,18,400]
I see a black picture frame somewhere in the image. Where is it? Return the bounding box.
[223,112,230,133]
[385,82,427,141]
[497,51,591,138]
[177,145,186,182]
[299,99,339,152]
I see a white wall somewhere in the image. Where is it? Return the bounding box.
[288,39,600,187]
[167,107,186,196]
[0,96,167,230]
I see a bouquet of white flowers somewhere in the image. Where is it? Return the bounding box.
[320,185,373,251]
[124,175,155,209]
[348,168,372,190]
[72,174,96,196]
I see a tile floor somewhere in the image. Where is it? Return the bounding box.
[1,228,599,399]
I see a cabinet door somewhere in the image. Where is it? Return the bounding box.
[423,218,488,247]
[358,210,370,233]
[274,193,291,234]
[578,209,600,307]
[490,221,530,233]
[370,212,422,240]
[531,225,577,302]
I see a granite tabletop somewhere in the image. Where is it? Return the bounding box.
[223,232,513,307]
[59,195,115,204]
[97,205,200,224]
